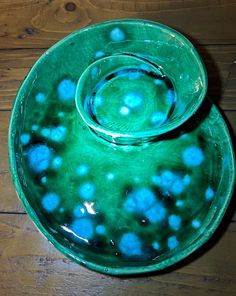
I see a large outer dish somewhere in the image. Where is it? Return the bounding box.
[8,19,235,275]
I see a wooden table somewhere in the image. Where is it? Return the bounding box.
[0,1,235,295]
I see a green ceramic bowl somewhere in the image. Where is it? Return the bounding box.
[9,19,235,275]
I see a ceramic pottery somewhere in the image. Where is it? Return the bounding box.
[9,19,235,275]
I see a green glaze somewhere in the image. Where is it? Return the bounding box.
[9,19,235,275]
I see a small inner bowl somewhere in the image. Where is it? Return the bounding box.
[76,23,207,145]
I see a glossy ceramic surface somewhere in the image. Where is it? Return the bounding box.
[9,19,235,275]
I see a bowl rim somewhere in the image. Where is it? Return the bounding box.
[8,19,235,275]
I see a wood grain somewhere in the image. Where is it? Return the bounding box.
[0,214,235,296]
[1,110,235,216]
[1,0,236,49]
[0,45,236,111]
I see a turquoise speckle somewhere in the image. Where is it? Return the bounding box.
[41,176,47,184]
[32,124,39,131]
[171,179,184,194]
[123,91,143,110]
[41,128,50,137]
[167,236,179,250]
[150,111,166,126]
[183,175,191,185]
[192,219,201,229]
[124,188,156,214]
[168,215,181,231]
[26,144,52,173]
[154,79,163,85]
[119,233,142,256]
[95,51,105,59]
[57,79,76,102]
[50,126,67,142]
[35,92,46,103]
[205,187,214,201]
[110,27,125,42]
[93,95,104,107]
[71,218,94,240]
[183,146,204,166]
[20,133,30,145]
[166,89,176,104]
[96,225,106,235]
[153,170,185,195]
[106,172,115,181]
[127,70,142,80]
[145,201,166,223]
[140,64,150,71]
[78,182,96,200]
[176,200,184,207]
[76,164,89,176]
[58,112,64,118]
[120,106,130,115]
[74,204,87,218]
[91,66,98,77]
[52,156,62,169]
[42,193,60,212]
[152,241,160,250]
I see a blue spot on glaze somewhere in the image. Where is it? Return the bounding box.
[123,91,143,110]
[20,133,30,145]
[106,172,115,181]
[171,179,184,194]
[42,193,60,212]
[154,79,163,86]
[183,146,204,167]
[127,70,142,80]
[32,124,39,131]
[96,225,106,235]
[73,204,87,218]
[57,79,76,102]
[140,64,150,72]
[166,89,176,105]
[168,236,179,250]
[41,176,47,184]
[110,27,125,42]
[168,215,181,231]
[205,187,214,201]
[120,106,130,115]
[150,111,166,126]
[71,218,94,240]
[78,182,96,200]
[76,164,89,176]
[95,51,105,59]
[153,171,185,195]
[26,144,52,173]
[93,95,104,107]
[152,241,160,250]
[152,175,161,186]
[58,112,64,118]
[91,66,98,77]
[124,188,156,214]
[50,126,67,142]
[35,92,46,103]
[176,200,184,207]
[119,233,142,256]
[51,156,62,169]
[145,202,166,223]
[41,128,50,137]
[192,219,201,229]
[183,175,191,185]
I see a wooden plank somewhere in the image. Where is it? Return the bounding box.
[0,214,235,295]
[0,45,236,111]
[0,0,236,49]
[1,110,235,215]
